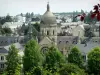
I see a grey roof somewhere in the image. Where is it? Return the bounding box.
[0,48,8,53]
[0,36,18,46]
[4,43,24,51]
[0,43,24,54]
[57,36,78,45]
[75,43,100,54]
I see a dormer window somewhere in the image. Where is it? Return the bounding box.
[1,41,3,43]
[66,41,68,44]
[5,41,7,43]
[1,56,4,60]
[95,41,97,42]
[73,41,76,44]
[47,30,49,35]
[59,41,61,44]
[53,30,55,35]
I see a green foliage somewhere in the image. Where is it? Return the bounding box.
[32,23,40,32]
[6,44,21,75]
[44,46,65,73]
[5,15,12,22]
[59,63,86,75]
[68,46,83,68]
[2,27,12,34]
[87,47,100,75]
[84,27,95,37]
[23,39,43,73]
[0,14,12,25]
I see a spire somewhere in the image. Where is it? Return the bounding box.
[47,1,50,11]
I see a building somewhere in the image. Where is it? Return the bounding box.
[2,22,23,33]
[39,2,57,50]
[0,36,24,71]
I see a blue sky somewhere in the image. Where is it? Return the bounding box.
[0,0,99,16]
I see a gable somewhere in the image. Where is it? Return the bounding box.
[39,37,52,45]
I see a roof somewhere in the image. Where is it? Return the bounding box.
[2,22,23,29]
[0,43,24,54]
[4,43,24,51]
[0,36,18,46]
[0,48,8,53]
[75,43,100,54]
[57,36,78,45]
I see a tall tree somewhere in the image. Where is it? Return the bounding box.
[2,27,12,35]
[6,44,21,75]
[23,40,43,73]
[59,63,86,75]
[5,14,12,22]
[20,13,23,17]
[84,27,95,37]
[87,47,100,75]
[68,46,83,68]
[44,46,65,73]
[31,12,34,18]
[33,23,40,32]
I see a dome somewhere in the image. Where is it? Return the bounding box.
[41,3,57,24]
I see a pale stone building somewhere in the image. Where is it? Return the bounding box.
[39,2,57,51]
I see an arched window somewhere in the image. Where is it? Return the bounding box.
[41,46,48,54]
[82,55,86,62]
[47,30,49,35]
[53,30,55,35]
[66,41,69,44]
[42,30,44,35]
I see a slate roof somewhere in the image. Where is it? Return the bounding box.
[75,43,100,54]
[0,48,8,53]
[57,36,78,45]
[0,36,18,46]
[4,43,24,51]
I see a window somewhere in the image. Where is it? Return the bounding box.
[60,51,63,54]
[47,30,49,35]
[41,47,48,54]
[72,41,76,44]
[42,30,44,35]
[5,41,7,43]
[1,64,4,68]
[1,56,4,60]
[59,41,61,44]
[82,55,86,62]
[95,41,97,42]
[53,30,55,35]
[66,41,68,44]
[1,41,3,43]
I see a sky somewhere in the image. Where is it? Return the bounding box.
[0,0,99,16]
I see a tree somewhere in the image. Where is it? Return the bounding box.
[87,47,100,75]
[59,63,86,75]
[31,12,34,18]
[6,44,21,75]
[23,40,43,73]
[84,27,95,37]
[20,13,23,17]
[44,46,65,73]
[68,46,83,68]
[3,27,12,34]
[33,23,40,32]
[5,14,12,22]
[0,17,6,25]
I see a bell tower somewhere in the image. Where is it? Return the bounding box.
[40,2,57,45]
